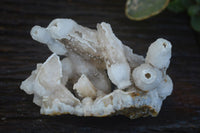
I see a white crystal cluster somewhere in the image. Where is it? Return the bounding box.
[20,18,173,119]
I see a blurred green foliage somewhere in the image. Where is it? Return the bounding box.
[126,0,200,32]
[125,0,169,20]
[168,0,200,32]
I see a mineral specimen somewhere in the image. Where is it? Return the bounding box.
[20,18,173,119]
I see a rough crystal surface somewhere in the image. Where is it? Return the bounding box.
[20,18,173,119]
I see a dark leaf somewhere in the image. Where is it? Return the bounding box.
[168,0,186,13]
[181,0,195,8]
[191,15,200,31]
[188,5,200,16]
[196,0,200,4]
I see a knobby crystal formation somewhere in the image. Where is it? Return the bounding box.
[20,18,173,119]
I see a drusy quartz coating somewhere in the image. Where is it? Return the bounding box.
[20,18,173,119]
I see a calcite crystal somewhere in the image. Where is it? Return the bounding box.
[20,18,173,119]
